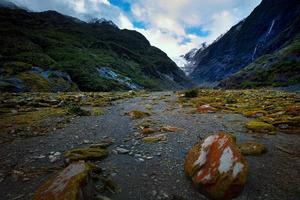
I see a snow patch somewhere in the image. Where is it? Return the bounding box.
[218,147,234,173]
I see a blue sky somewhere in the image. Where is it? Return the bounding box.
[10,0,262,66]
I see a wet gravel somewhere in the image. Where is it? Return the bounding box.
[0,92,299,200]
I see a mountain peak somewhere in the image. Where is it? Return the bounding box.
[88,18,118,28]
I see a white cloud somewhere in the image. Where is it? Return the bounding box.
[9,0,262,67]
[129,0,261,60]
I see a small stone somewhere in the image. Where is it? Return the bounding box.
[142,134,167,142]
[49,155,59,163]
[116,147,130,154]
[152,190,157,196]
[197,104,217,113]
[138,158,145,162]
[22,177,30,182]
[53,152,61,156]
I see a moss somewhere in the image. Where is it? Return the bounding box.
[0,107,67,134]
[64,146,108,162]
[91,108,105,116]
[34,161,94,200]
[238,142,267,156]
[246,120,276,134]
[18,71,52,92]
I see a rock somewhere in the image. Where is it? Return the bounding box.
[65,146,108,162]
[89,139,114,148]
[238,142,267,156]
[197,104,217,113]
[243,110,267,118]
[142,134,167,142]
[126,110,150,119]
[96,195,112,200]
[115,147,130,154]
[184,132,248,200]
[34,161,94,200]
[285,105,300,116]
[141,127,156,135]
[161,126,180,132]
[246,120,276,134]
[48,152,61,163]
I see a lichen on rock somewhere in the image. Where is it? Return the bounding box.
[34,161,94,200]
[184,132,248,200]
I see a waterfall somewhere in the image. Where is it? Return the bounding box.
[267,19,275,37]
[252,44,258,61]
[252,19,276,61]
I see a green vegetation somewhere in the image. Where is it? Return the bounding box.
[67,103,91,116]
[0,8,189,92]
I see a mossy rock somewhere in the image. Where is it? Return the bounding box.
[142,134,166,142]
[34,161,94,200]
[91,108,105,116]
[65,147,108,162]
[127,110,151,119]
[239,142,267,156]
[246,120,276,134]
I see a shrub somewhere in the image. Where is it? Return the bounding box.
[184,88,199,98]
[67,103,90,116]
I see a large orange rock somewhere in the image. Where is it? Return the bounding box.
[34,161,94,200]
[184,132,248,200]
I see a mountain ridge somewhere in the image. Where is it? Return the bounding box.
[0,4,192,92]
[188,0,300,88]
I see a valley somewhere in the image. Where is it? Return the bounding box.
[0,90,299,200]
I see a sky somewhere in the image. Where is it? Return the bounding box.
[9,0,262,67]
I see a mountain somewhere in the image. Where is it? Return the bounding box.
[188,0,300,88]
[0,3,192,92]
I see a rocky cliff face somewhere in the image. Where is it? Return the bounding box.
[188,0,300,87]
[0,3,192,92]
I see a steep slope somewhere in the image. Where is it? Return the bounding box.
[219,34,300,88]
[0,5,191,92]
[189,0,300,87]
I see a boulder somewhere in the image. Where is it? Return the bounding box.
[184,132,248,200]
[34,161,94,200]
[238,142,267,156]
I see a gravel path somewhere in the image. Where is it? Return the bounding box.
[0,92,299,200]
